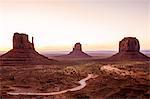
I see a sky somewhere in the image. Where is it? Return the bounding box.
[0,0,150,52]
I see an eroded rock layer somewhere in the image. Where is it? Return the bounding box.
[108,37,149,61]
[0,33,56,65]
[67,43,91,58]
[58,43,91,58]
[119,37,140,52]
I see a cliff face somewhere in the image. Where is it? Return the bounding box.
[67,43,91,58]
[119,37,140,52]
[13,33,34,50]
[0,33,56,65]
[57,43,91,58]
[73,43,82,51]
[108,37,149,61]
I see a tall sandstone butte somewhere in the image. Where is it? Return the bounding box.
[108,37,150,61]
[0,33,56,65]
[119,37,140,52]
[57,43,91,58]
[67,43,91,58]
[13,33,35,50]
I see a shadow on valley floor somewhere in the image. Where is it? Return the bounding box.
[0,60,150,99]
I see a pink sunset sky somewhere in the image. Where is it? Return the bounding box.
[0,0,149,52]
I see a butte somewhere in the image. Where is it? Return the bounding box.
[58,43,91,58]
[0,33,57,65]
[108,37,150,61]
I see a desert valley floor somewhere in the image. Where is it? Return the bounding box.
[0,59,150,99]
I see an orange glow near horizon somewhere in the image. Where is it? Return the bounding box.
[0,0,150,52]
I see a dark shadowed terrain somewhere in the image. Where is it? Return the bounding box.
[0,59,150,99]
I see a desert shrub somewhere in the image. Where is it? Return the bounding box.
[63,66,79,75]
[76,63,103,76]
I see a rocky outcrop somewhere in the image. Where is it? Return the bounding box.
[73,43,82,51]
[0,33,57,65]
[13,33,34,50]
[108,37,150,61]
[67,43,91,58]
[57,43,91,58]
[119,37,140,52]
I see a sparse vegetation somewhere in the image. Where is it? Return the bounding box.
[0,61,150,99]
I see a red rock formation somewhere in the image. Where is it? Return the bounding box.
[0,33,57,65]
[119,37,140,52]
[73,43,82,51]
[108,37,150,61]
[63,43,91,58]
[13,33,34,50]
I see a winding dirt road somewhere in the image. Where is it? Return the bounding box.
[7,74,98,96]
[7,65,147,96]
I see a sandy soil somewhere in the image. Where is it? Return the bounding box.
[7,74,98,96]
[0,60,150,99]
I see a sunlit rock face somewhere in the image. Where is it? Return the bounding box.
[108,37,150,61]
[119,37,140,52]
[13,33,34,50]
[0,32,57,65]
